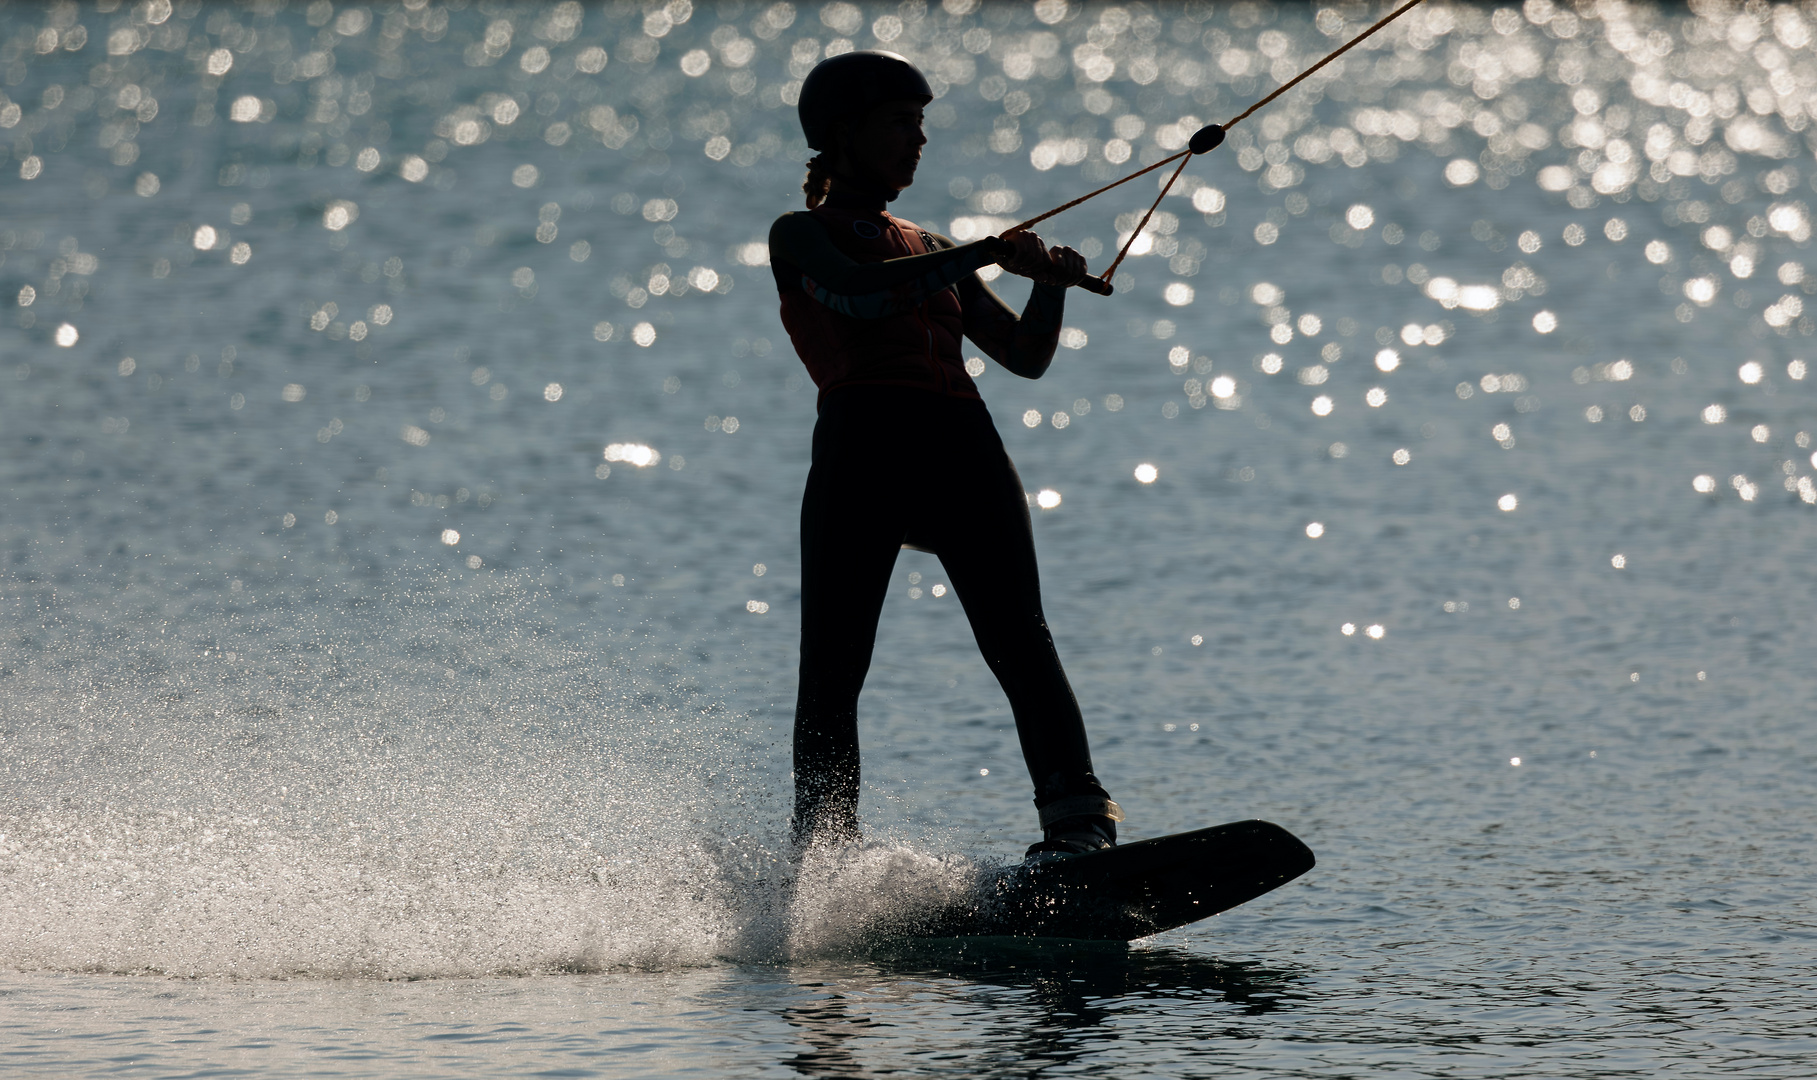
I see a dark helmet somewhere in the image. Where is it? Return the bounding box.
[797,50,933,153]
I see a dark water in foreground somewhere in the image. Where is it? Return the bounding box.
[4,0,1817,1075]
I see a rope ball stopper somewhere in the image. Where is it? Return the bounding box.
[1007,0,1434,297]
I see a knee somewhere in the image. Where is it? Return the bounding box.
[798,642,875,689]
[977,612,1059,660]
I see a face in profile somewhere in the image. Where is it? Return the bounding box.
[837,97,927,194]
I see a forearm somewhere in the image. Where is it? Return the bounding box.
[964,278,1066,379]
[802,243,1001,319]
[770,213,1008,319]
[1006,284,1066,378]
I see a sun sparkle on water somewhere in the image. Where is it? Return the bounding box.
[2,4,1816,1072]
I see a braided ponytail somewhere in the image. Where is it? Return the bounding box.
[802,152,835,210]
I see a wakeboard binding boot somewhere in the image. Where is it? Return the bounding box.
[1027,773,1123,859]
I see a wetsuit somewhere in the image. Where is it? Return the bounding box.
[770,187,1114,848]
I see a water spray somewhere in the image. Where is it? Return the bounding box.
[1008,0,1433,296]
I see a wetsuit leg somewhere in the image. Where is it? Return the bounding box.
[920,405,1097,797]
[792,393,909,846]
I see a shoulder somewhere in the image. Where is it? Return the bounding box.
[769,211,822,244]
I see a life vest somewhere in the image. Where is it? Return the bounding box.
[773,206,978,404]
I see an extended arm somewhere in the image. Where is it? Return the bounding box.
[769,212,1008,320]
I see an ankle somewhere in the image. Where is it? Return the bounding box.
[1045,813,1117,847]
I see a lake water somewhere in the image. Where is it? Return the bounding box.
[4,0,1817,1075]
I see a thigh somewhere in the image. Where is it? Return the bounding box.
[797,422,910,676]
[922,422,1046,630]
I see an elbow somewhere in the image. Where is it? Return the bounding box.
[1006,349,1057,380]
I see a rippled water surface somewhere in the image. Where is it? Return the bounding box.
[4,0,1817,1076]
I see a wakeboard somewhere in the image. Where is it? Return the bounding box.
[914,819,1314,941]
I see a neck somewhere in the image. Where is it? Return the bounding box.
[824,170,897,213]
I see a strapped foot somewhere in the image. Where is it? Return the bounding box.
[1025,791,1123,858]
